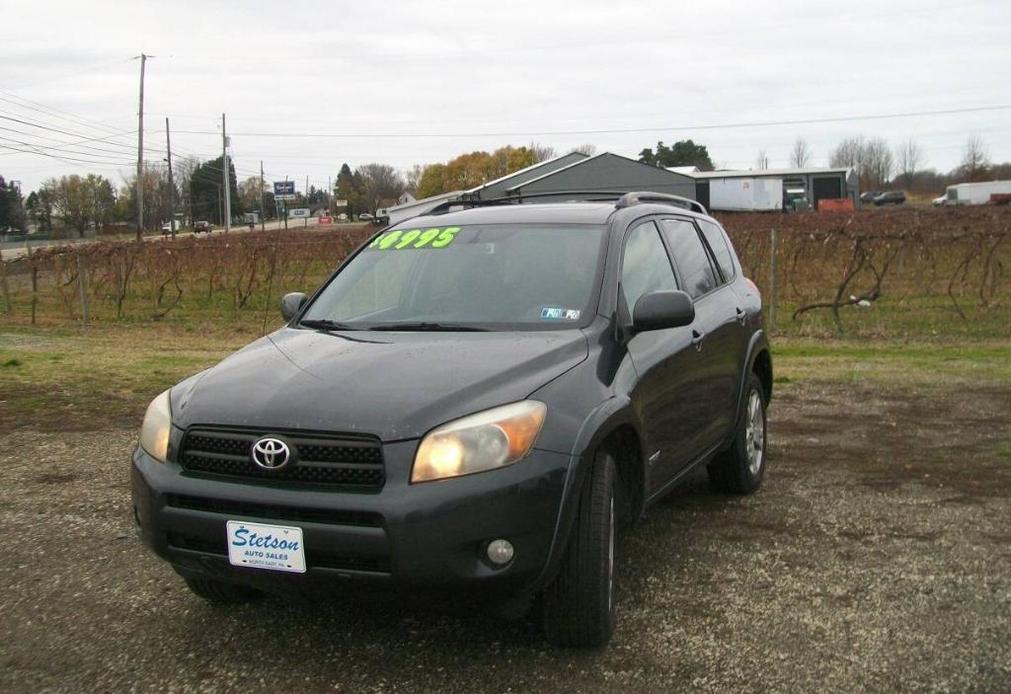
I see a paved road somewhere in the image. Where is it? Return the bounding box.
[1,379,1009,691]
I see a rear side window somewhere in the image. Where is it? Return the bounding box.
[659,219,718,299]
[621,222,676,310]
[697,219,735,281]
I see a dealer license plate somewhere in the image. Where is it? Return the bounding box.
[226,520,306,574]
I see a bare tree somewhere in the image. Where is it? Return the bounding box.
[832,137,893,190]
[895,139,923,187]
[570,144,597,156]
[405,164,424,194]
[862,138,894,190]
[173,156,201,224]
[960,135,989,181]
[356,163,405,215]
[755,150,769,170]
[529,142,556,162]
[830,137,865,169]
[790,138,811,168]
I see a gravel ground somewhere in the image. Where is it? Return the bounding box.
[1,380,1009,692]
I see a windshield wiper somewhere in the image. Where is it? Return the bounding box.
[298,318,360,332]
[366,321,490,332]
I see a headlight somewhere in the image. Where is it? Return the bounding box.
[411,401,547,483]
[139,389,172,463]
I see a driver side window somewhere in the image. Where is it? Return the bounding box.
[621,221,676,312]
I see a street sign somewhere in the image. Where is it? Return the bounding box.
[273,181,295,196]
[275,194,296,201]
[290,208,311,218]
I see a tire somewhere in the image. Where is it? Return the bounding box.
[708,372,767,494]
[543,450,617,648]
[183,576,263,604]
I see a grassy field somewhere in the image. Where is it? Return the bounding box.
[2,321,1009,434]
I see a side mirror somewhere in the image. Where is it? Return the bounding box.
[632,290,694,332]
[280,292,308,321]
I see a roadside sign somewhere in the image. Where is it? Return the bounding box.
[290,208,311,218]
[275,194,297,201]
[273,181,295,196]
[333,199,348,207]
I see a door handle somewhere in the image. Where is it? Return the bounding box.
[735,306,747,325]
[691,329,705,350]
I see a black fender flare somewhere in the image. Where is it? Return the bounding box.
[731,329,772,433]
[530,396,639,592]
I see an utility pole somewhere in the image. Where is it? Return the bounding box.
[327,175,332,215]
[283,176,289,230]
[165,117,175,238]
[134,53,149,242]
[260,160,266,232]
[222,113,231,233]
[305,175,310,228]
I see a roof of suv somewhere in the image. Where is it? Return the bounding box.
[401,199,711,229]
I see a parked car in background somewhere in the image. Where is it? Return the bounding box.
[160,221,181,236]
[873,191,906,206]
[932,194,947,207]
[358,213,374,222]
[859,191,880,204]
[194,221,212,233]
[131,191,772,648]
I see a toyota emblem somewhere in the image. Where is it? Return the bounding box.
[251,437,291,470]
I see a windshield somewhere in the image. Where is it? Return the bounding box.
[301,223,606,330]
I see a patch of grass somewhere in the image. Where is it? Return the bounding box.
[772,338,1011,387]
[0,323,1008,432]
[996,441,1011,463]
[0,324,240,431]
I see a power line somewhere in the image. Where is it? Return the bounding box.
[0,90,135,142]
[0,111,164,157]
[0,142,132,168]
[0,125,148,160]
[173,104,1011,139]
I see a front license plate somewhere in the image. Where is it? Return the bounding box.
[226,520,306,574]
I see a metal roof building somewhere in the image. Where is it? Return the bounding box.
[384,151,698,225]
[692,167,858,210]
[505,152,696,199]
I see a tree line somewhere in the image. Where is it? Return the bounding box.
[3,133,1007,236]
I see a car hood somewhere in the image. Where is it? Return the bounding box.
[171,327,588,441]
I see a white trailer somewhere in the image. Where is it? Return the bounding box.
[942,180,1011,206]
[708,178,783,212]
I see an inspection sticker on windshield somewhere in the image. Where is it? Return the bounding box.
[226,520,306,574]
[541,307,581,320]
[368,227,461,250]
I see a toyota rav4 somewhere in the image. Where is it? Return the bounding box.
[132,191,772,648]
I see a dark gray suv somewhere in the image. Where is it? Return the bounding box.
[132,191,772,648]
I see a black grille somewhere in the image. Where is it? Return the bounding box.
[165,494,383,527]
[177,428,385,489]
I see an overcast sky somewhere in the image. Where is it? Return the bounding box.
[1,0,1009,193]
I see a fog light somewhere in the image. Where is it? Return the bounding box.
[486,539,514,565]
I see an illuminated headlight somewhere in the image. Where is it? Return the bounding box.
[139,389,172,463]
[411,401,547,483]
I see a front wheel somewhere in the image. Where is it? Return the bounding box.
[543,451,617,648]
[708,372,767,494]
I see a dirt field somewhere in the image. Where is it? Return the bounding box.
[1,374,1008,692]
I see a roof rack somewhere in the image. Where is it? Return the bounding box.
[425,190,630,215]
[614,192,708,215]
[421,190,709,217]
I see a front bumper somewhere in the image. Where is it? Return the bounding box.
[131,439,573,598]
